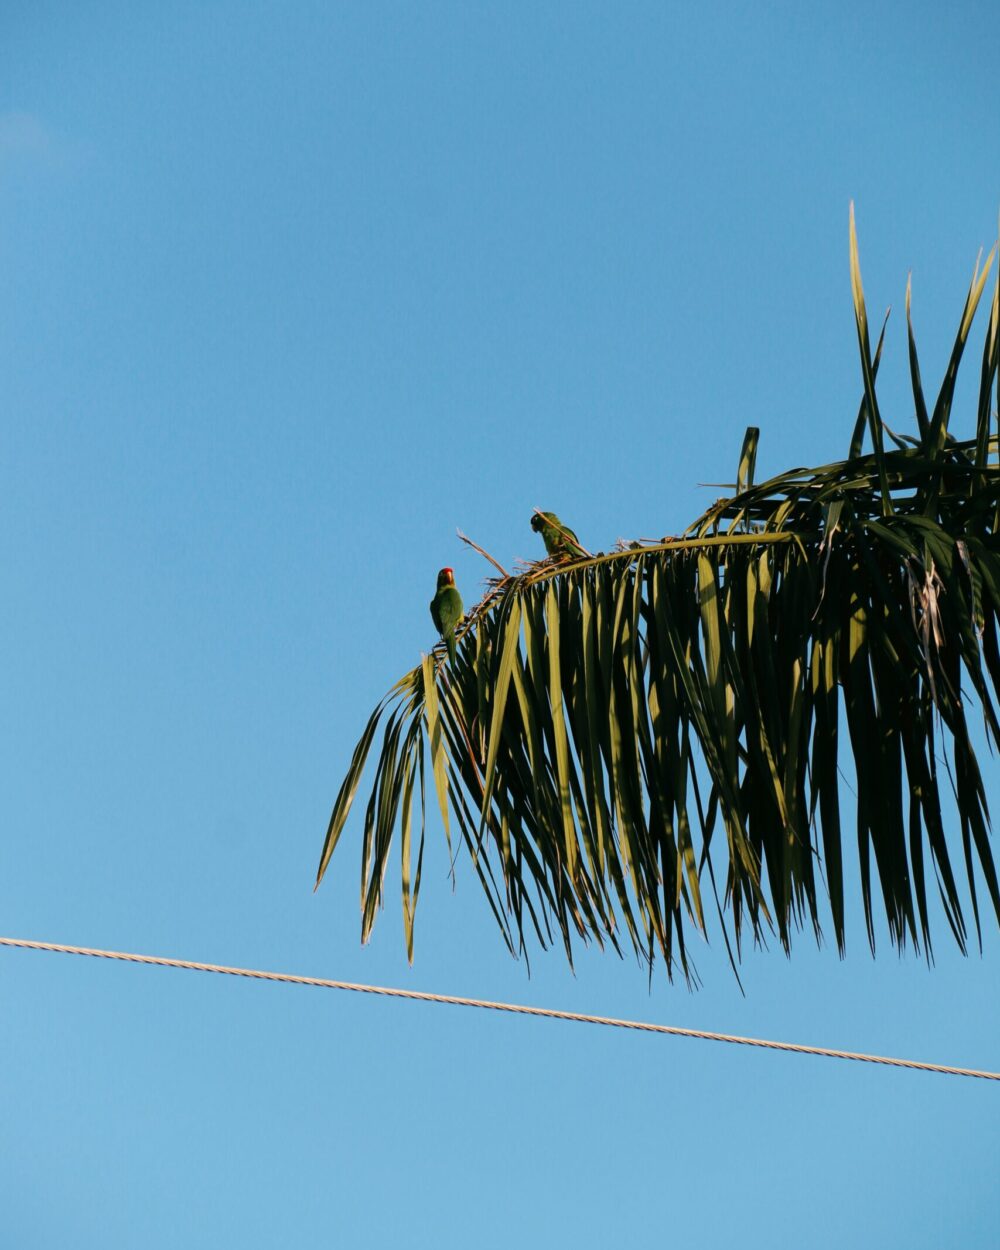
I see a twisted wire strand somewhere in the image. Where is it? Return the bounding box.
[2,936,997,1082]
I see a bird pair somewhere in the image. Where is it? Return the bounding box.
[430,511,584,663]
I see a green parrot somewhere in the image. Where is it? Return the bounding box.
[530,511,586,560]
[430,567,463,664]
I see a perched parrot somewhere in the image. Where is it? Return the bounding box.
[530,511,586,560]
[430,567,463,664]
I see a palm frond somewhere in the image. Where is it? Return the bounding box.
[317,211,1000,979]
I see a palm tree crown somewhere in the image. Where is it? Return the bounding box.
[317,210,1000,981]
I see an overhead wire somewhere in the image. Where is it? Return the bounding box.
[2,936,997,1082]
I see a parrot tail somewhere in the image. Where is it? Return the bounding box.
[446,633,457,665]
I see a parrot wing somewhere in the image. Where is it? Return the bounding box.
[542,513,585,558]
[436,586,463,634]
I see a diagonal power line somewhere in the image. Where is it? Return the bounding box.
[2,935,997,1082]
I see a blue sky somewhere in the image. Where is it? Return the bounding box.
[2,4,998,1246]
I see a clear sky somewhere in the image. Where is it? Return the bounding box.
[2,4,998,1246]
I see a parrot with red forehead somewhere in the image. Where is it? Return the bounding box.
[430,567,463,664]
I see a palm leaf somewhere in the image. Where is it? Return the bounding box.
[317,213,1000,979]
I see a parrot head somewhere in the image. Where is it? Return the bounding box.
[436,567,455,589]
[530,513,545,533]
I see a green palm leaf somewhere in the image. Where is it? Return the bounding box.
[317,212,1000,978]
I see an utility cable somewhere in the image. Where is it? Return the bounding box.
[1,936,997,1082]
